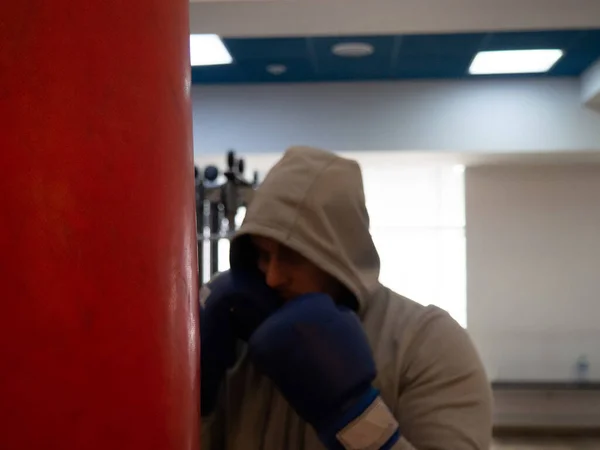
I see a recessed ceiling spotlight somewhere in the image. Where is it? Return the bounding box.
[469,49,564,75]
[331,42,374,58]
[266,64,287,76]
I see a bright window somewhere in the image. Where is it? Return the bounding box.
[360,160,466,327]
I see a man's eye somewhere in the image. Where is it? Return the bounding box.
[280,248,304,266]
[257,252,270,266]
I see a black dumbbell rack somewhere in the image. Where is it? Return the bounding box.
[195,150,259,285]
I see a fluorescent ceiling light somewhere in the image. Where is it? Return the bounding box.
[469,49,563,75]
[190,34,232,66]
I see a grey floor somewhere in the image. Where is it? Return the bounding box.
[491,438,600,449]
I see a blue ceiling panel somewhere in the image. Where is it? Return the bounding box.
[395,33,484,78]
[394,56,471,79]
[223,37,310,62]
[235,58,316,83]
[191,28,600,85]
[551,30,600,76]
[399,33,485,55]
[482,30,583,51]
[192,58,315,84]
[192,64,248,84]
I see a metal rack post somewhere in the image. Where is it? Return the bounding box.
[194,150,259,285]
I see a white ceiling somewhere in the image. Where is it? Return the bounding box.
[189,0,600,37]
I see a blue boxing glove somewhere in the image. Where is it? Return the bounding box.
[200,269,281,416]
[248,294,400,450]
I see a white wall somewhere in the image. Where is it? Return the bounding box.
[192,78,600,156]
[465,165,600,381]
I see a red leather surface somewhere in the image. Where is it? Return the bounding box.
[0,1,199,449]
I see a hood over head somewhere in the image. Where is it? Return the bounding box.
[230,146,380,313]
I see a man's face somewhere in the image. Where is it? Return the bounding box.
[252,235,337,301]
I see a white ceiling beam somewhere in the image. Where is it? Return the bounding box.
[189,0,600,37]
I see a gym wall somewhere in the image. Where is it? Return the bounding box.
[465,165,600,381]
[192,77,600,155]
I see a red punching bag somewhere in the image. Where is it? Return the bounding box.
[0,1,200,449]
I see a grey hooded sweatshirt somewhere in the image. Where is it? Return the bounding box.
[202,146,493,450]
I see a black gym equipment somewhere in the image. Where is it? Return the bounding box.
[195,150,259,285]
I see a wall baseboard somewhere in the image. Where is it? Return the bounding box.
[492,382,600,436]
[494,425,600,438]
